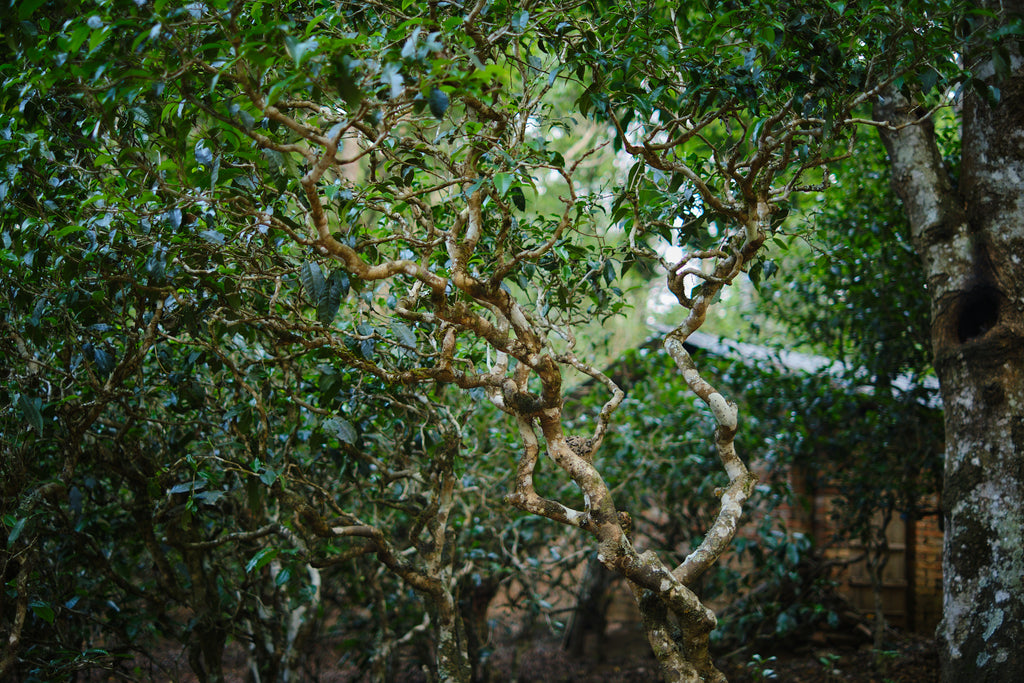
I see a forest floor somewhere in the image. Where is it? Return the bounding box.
[482,623,939,683]
[141,622,938,682]
[139,604,938,682]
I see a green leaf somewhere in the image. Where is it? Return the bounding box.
[510,185,526,211]
[786,540,800,566]
[200,230,225,245]
[428,87,449,119]
[919,67,939,95]
[18,394,43,434]
[285,35,317,67]
[748,260,764,289]
[259,467,278,486]
[323,416,358,444]
[992,46,1011,81]
[391,321,416,348]
[317,269,347,325]
[18,0,47,20]
[627,160,645,189]
[493,172,513,198]
[245,547,278,574]
[30,600,55,624]
[209,155,220,191]
[511,10,530,33]
[319,370,344,402]
[7,517,27,547]
[334,55,364,108]
[275,566,292,586]
[168,481,205,495]
[51,224,88,239]
[602,259,616,285]
[194,140,213,166]
[775,610,796,634]
[91,346,114,377]
[300,261,326,302]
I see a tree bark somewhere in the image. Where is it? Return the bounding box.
[876,10,1024,678]
[432,590,473,683]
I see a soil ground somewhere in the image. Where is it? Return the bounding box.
[136,606,939,682]
[484,624,938,683]
[140,625,938,682]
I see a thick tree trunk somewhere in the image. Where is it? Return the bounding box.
[433,591,473,683]
[630,582,725,683]
[876,12,1024,679]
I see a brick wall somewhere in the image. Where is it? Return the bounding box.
[758,463,943,634]
[913,505,943,632]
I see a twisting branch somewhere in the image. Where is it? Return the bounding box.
[663,211,766,586]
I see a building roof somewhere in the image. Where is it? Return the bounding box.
[682,330,942,409]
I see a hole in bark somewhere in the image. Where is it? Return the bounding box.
[957,287,1000,343]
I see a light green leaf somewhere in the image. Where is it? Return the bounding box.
[511,10,530,33]
[259,467,278,486]
[285,35,317,67]
[194,140,213,166]
[382,62,404,99]
[200,229,225,245]
[493,172,513,198]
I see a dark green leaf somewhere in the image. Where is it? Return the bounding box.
[627,160,645,189]
[275,566,292,587]
[317,269,347,324]
[428,87,449,119]
[602,259,616,285]
[245,547,278,574]
[323,416,358,444]
[510,185,526,211]
[7,517,27,547]
[18,394,43,434]
[919,67,939,94]
[391,321,416,348]
[18,0,47,20]
[300,261,326,302]
[334,56,364,107]
[30,600,55,624]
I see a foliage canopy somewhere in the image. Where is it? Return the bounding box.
[0,0,997,680]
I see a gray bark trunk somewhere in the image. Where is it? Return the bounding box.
[876,11,1024,678]
[433,591,472,683]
